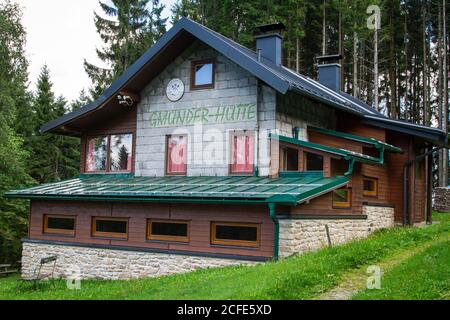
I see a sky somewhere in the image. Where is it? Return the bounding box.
[17,0,176,102]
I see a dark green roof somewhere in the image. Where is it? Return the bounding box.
[270,134,382,165]
[308,126,402,153]
[4,173,349,206]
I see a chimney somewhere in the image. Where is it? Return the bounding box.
[255,23,285,66]
[317,54,343,92]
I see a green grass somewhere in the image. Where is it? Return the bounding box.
[352,240,450,300]
[0,213,449,300]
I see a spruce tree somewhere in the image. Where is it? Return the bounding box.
[0,0,33,263]
[29,66,80,183]
[84,0,167,99]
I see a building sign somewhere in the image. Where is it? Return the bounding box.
[148,104,256,128]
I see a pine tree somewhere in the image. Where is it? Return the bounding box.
[28,66,80,183]
[0,0,33,263]
[84,0,167,99]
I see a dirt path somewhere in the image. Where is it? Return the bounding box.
[315,234,449,300]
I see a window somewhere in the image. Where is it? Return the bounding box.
[211,222,260,247]
[147,220,189,242]
[166,135,187,175]
[92,217,128,239]
[305,152,324,171]
[43,215,76,236]
[230,132,254,174]
[332,188,352,208]
[191,59,214,89]
[86,133,133,172]
[363,177,378,197]
[110,134,133,171]
[86,136,108,171]
[280,146,299,171]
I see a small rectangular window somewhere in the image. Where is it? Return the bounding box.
[166,135,187,175]
[86,136,108,172]
[280,146,299,171]
[332,188,352,208]
[92,217,128,239]
[305,152,324,171]
[191,60,214,89]
[211,222,260,247]
[231,132,254,174]
[147,220,189,242]
[363,177,378,197]
[44,215,76,236]
[110,134,133,171]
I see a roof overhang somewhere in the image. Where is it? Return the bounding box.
[40,18,291,135]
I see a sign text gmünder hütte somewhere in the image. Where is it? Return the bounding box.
[148,104,256,128]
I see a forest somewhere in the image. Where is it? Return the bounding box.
[0,0,449,263]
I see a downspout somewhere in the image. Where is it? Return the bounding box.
[377,146,385,165]
[344,158,356,176]
[403,145,445,226]
[268,202,279,260]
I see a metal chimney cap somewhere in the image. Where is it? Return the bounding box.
[316,54,343,63]
[255,22,286,34]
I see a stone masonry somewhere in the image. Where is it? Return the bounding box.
[21,242,256,280]
[136,40,269,177]
[278,205,395,257]
[433,187,450,212]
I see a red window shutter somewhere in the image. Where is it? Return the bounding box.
[167,136,187,174]
[231,134,254,173]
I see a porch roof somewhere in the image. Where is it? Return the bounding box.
[4,173,349,206]
[308,126,403,153]
[270,134,383,165]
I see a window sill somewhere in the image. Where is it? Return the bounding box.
[210,244,260,250]
[91,236,128,241]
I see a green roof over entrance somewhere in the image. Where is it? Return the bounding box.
[270,133,382,165]
[4,173,349,206]
[308,126,402,153]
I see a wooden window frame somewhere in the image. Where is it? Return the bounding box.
[304,151,324,172]
[332,188,352,209]
[147,219,190,243]
[43,214,76,236]
[229,131,255,176]
[85,132,134,173]
[91,217,129,239]
[363,176,378,197]
[211,222,260,248]
[190,59,215,90]
[165,134,188,176]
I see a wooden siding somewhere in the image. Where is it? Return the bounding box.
[79,108,137,173]
[29,200,274,258]
[292,125,393,216]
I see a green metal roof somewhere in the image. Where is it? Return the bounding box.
[308,126,402,153]
[270,134,382,165]
[4,173,349,206]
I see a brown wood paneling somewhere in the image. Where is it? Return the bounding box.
[80,108,137,173]
[29,200,274,258]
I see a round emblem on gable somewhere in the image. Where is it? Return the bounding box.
[166,78,185,102]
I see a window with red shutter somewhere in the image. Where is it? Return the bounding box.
[166,135,187,175]
[230,132,254,174]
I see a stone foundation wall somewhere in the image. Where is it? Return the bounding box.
[21,242,256,280]
[278,205,395,257]
[433,187,450,212]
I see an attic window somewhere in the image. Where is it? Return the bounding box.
[191,59,214,89]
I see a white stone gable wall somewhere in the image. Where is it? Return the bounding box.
[136,41,276,177]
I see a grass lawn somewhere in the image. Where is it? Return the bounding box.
[0,213,448,300]
[352,240,450,300]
